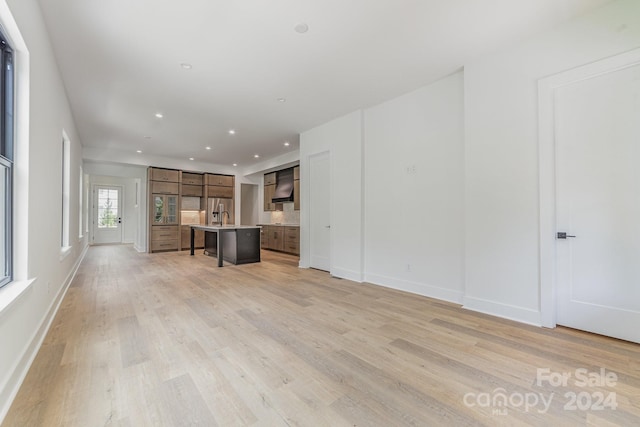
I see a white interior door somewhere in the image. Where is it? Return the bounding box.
[555,63,640,343]
[93,185,123,244]
[309,152,331,271]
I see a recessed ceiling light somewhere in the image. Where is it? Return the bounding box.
[180,63,192,70]
[277,98,286,103]
[144,135,151,139]
[228,129,236,135]
[136,150,142,153]
[155,113,163,119]
[254,154,260,158]
[294,23,309,34]
[189,157,194,161]
[284,141,290,147]
[233,163,238,167]
[205,146,211,150]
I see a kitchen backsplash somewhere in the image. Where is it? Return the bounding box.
[181,210,201,225]
[270,202,300,224]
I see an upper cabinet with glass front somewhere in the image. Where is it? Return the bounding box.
[152,194,178,225]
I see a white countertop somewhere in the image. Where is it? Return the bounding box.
[190,225,261,231]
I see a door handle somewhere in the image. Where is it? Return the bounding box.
[325,225,331,229]
[557,232,576,239]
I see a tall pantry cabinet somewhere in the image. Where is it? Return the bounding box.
[148,167,180,252]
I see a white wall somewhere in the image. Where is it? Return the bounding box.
[0,0,87,421]
[364,72,464,302]
[300,111,364,281]
[463,0,640,324]
[299,73,464,297]
[240,183,259,226]
[299,0,640,326]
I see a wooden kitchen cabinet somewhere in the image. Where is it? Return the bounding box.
[181,172,204,196]
[150,168,179,182]
[260,225,299,255]
[293,166,300,210]
[148,166,237,254]
[152,225,179,240]
[181,184,203,197]
[264,184,276,211]
[293,180,300,211]
[268,226,284,252]
[263,172,277,211]
[206,174,233,187]
[148,167,181,253]
[260,225,269,249]
[150,225,179,251]
[205,173,234,199]
[182,172,203,185]
[151,238,179,252]
[180,225,204,250]
[151,194,178,225]
[264,172,276,185]
[208,185,234,199]
[284,226,300,255]
[151,181,179,194]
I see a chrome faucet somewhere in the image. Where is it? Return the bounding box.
[217,203,230,226]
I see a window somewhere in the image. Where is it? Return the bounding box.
[0,32,13,288]
[97,188,119,228]
[78,166,83,239]
[61,132,70,250]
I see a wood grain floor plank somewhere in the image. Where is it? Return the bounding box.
[157,373,218,426]
[3,245,639,426]
[117,315,151,368]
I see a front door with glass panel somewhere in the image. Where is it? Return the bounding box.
[93,185,123,244]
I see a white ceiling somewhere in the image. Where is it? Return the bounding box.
[37,0,612,169]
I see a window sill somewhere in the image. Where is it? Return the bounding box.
[60,246,72,261]
[0,278,36,319]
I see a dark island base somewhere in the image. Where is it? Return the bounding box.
[204,229,261,265]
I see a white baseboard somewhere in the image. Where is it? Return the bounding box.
[331,266,364,283]
[365,273,464,304]
[462,295,542,326]
[0,243,89,424]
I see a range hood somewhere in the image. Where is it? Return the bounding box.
[272,168,294,203]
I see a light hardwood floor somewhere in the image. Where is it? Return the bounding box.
[3,245,639,426]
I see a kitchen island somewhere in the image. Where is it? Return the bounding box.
[190,225,261,267]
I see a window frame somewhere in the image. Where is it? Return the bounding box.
[0,32,14,288]
[60,131,70,254]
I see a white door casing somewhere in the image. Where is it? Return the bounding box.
[309,151,331,271]
[93,184,123,244]
[539,48,640,343]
